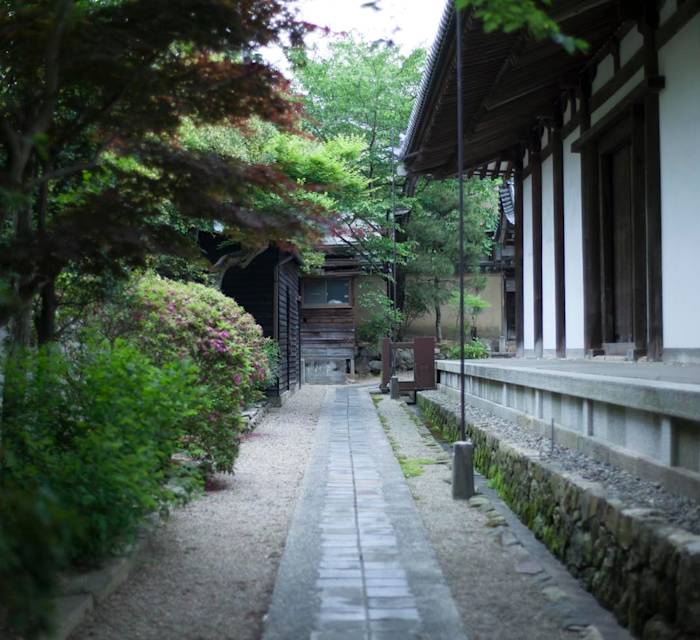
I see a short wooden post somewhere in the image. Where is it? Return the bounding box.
[452,441,475,499]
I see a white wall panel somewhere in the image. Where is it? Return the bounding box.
[592,69,644,124]
[620,29,643,66]
[659,15,700,350]
[592,54,615,93]
[523,176,534,351]
[541,156,556,352]
[563,128,584,353]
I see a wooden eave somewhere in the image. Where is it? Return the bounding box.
[403,0,627,178]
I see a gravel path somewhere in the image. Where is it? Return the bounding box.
[420,390,700,534]
[374,393,595,640]
[71,386,327,640]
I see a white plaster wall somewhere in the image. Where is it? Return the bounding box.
[541,156,556,352]
[592,68,644,124]
[660,0,677,25]
[620,28,643,66]
[564,99,572,125]
[659,15,700,349]
[592,54,615,94]
[523,176,535,351]
[563,127,584,353]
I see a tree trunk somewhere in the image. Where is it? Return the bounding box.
[10,194,34,349]
[10,307,32,350]
[35,174,58,345]
[435,302,442,343]
[36,278,57,345]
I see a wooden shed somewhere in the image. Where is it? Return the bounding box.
[300,241,363,383]
[199,234,301,404]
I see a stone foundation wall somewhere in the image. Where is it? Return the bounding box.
[417,392,700,640]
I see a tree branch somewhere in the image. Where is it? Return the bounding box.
[29,0,74,137]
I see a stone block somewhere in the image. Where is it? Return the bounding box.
[642,616,678,640]
[61,556,131,604]
[676,542,700,635]
[43,594,93,640]
[369,360,382,374]
[467,495,490,509]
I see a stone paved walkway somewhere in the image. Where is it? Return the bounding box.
[263,387,466,640]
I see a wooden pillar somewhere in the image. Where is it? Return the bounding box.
[531,135,543,358]
[514,147,525,357]
[631,103,648,356]
[639,3,663,361]
[579,76,602,356]
[552,111,566,358]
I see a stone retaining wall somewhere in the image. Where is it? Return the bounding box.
[417,392,700,640]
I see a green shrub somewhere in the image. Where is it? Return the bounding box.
[445,339,489,360]
[356,287,403,344]
[0,338,203,636]
[0,485,72,637]
[106,274,275,473]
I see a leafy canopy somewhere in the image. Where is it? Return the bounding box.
[0,0,319,332]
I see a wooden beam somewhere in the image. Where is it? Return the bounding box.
[551,0,616,22]
[658,0,700,48]
[579,74,603,355]
[571,76,665,152]
[639,2,663,361]
[514,146,525,357]
[531,134,543,358]
[611,36,621,73]
[465,31,529,140]
[552,113,566,358]
[631,103,648,356]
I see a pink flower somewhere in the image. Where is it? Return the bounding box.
[233,374,242,385]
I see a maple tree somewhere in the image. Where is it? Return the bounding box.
[0,0,325,344]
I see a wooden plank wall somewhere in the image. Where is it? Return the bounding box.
[301,306,355,360]
[277,258,300,392]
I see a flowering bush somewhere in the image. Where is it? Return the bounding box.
[111,274,275,473]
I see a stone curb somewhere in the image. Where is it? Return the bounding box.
[417,391,700,640]
[41,518,158,640]
[241,401,269,432]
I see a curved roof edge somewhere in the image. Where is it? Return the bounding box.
[400,0,455,161]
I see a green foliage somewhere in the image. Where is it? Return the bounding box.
[445,339,490,360]
[0,338,203,636]
[0,0,313,333]
[0,485,72,638]
[356,284,403,344]
[292,36,425,273]
[398,457,436,478]
[450,290,491,327]
[456,0,589,53]
[416,399,461,444]
[292,38,425,181]
[179,120,368,255]
[299,249,326,274]
[403,177,500,335]
[104,274,274,473]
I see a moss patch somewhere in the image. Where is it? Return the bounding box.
[398,457,436,478]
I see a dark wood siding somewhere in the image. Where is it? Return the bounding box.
[221,250,276,336]
[221,247,301,398]
[277,257,300,392]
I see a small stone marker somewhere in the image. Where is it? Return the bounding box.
[390,375,400,399]
[452,440,475,499]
